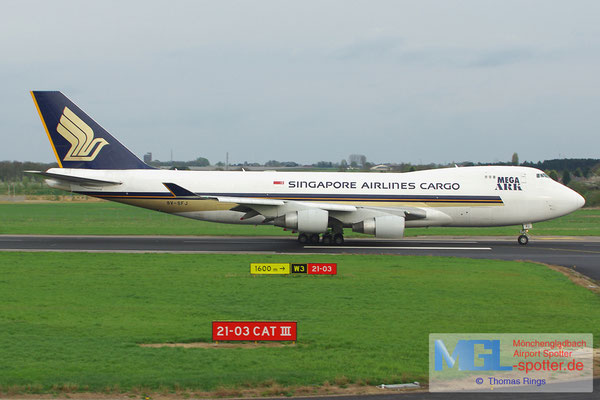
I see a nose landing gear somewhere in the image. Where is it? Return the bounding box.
[518,223,532,245]
[518,234,529,245]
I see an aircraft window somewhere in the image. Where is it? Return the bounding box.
[536,173,550,178]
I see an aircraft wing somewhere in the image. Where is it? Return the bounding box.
[26,170,122,186]
[361,205,427,220]
[201,196,286,207]
[162,182,426,220]
[163,182,357,211]
[163,183,285,206]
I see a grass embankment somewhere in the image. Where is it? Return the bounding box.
[0,203,598,236]
[0,252,598,395]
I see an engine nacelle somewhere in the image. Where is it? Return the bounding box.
[352,215,405,238]
[274,209,329,233]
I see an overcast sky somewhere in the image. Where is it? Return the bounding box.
[2,1,599,165]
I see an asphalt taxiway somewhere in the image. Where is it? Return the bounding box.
[1,235,599,282]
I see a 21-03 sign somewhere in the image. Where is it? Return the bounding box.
[307,263,336,275]
[212,321,297,341]
[250,263,337,275]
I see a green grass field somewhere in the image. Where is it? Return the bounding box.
[0,202,598,236]
[0,252,598,395]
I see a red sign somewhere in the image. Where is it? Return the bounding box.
[308,263,337,275]
[273,181,284,185]
[212,321,297,341]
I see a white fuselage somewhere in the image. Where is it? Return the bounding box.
[45,165,584,231]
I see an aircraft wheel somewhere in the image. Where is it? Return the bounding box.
[518,234,529,245]
[298,233,309,244]
[309,233,321,244]
[333,233,344,245]
[322,234,332,245]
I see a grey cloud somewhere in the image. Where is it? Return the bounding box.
[331,38,538,70]
[469,47,536,68]
[333,36,404,60]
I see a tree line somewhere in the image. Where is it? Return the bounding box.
[2,158,599,183]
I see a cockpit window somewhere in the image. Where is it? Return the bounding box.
[536,173,550,178]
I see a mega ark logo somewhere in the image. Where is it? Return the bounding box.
[496,176,522,191]
[56,106,109,161]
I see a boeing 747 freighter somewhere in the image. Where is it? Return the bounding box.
[28,91,585,245]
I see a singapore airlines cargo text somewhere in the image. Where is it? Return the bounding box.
[287,181,461,190]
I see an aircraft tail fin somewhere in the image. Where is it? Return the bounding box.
[31,91,152,169]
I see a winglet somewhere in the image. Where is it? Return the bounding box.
[163,182,198,197]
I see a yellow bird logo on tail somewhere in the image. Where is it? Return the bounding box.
[56,107,109,161]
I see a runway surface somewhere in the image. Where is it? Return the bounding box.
[1,234,599,282]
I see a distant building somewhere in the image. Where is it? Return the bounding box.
[144,152,152,163]
[370,164,391,172]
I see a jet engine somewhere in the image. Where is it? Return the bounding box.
[352,215,405,238]
[274,209,329,233]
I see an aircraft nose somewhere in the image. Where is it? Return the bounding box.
[575,191,585,209]
[551,185,585,217]
[566,187,585,211]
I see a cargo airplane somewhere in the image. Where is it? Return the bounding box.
[28,91,585,245]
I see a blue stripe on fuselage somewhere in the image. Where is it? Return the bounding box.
[75,191,504,203]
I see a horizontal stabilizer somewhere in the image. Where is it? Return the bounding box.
[25,170,122,186]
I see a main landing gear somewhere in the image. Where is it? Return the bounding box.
[298,232,344,245]
[297,233,320,244]
[518,223,532,245]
